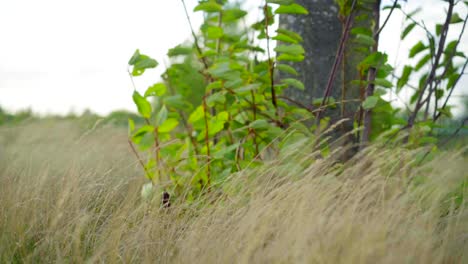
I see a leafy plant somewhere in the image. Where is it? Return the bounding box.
[127,0,314,203]
[127,0,468,204]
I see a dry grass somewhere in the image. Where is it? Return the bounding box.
[0,120,467,263]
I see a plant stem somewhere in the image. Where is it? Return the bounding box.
[202,97,211,187]
[407,0,454,130]
[315,0,357,128]
[264,3,278,119]
[374,0,398,38]
[180,0,209,70]
[251,90,260,157]
[146,118,162,182]
[361,0,381,148]
[128,139,152,179]
[434,59,468,122]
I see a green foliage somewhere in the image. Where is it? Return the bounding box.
[128,0,313,202]
[396,0,467,140]
[128,49,158,76]
[0,107,34,126]
[127,0,468,204]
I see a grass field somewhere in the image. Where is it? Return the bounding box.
[0,119,467,263]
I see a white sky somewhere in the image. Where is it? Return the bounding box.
[0,0,466,116]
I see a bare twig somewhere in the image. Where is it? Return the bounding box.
[361,0,381,148]
[315,0,358,125]
[374,0,398,38]
[434,58,468,122]
[128,139,152,178]
[263,3,278,118]
[407,0,454,129]
[180,0,209,70]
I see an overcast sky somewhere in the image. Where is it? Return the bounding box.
[0,0,466,116]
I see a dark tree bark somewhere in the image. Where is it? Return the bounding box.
[279,2,342,116]
[279,0,378,156]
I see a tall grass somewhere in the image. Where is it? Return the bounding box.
[0,120,467,263]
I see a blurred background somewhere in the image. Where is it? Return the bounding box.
[0,0,466,116]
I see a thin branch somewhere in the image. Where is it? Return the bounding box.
[263,3,278,118]
[202,96,211,187]
[278,95,313,112]
[362,0,381,147]
[432,12,468,120]
[315,0,358,124]
[128,139,152,178]
[180,0,209,70]
[374,0,398,38]
[407,0,454,129]
[434,58,468,122]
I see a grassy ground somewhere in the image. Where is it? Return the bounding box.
[0,119,467,263]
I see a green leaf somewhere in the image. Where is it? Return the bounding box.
[206,92,226,107]
[437,107,452,118]
[203,49,219,58]
[362,96,379,110]
[409,41,427,58]
[205,26,224,39]
[159,118,179,133]
[133,91,152,118]
[450,13,463,24]
[167,45,192,57]
[274,44,305,55]
[155,105,168,126]
[194,2,222,13]
[164,95,187,109]
[447,73,460,90]
[132,125,154,142]
[351,27,373,36]
[276,64,298,76]
[236,83,261,94]
[444,40,458,55]
[249,119,270,130]
[355,34,376,46]
[397,65,413,91]
[277,53,304,62]
[222,8,247,23]
[273,33,299,44]
[358,52,387,72]
[282,78,304,90]
[188,106,205,124]
[128,49,141,65]
[145,83,167,97]
[206,80,223,91]
[418,73,429,90]
[401,22,416,40]
[128,50,158,77]
[275,3,308,15]
[435,89,444,100]
[209,111,229,136]
[435,24,443,36]
[374,78,393,88]
[414,54,431,71]
[208,62,235,79]
[128,118,135,137]
[276,28,303,42]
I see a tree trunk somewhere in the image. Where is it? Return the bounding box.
[279,0,377,157]
[279,1,342,118]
